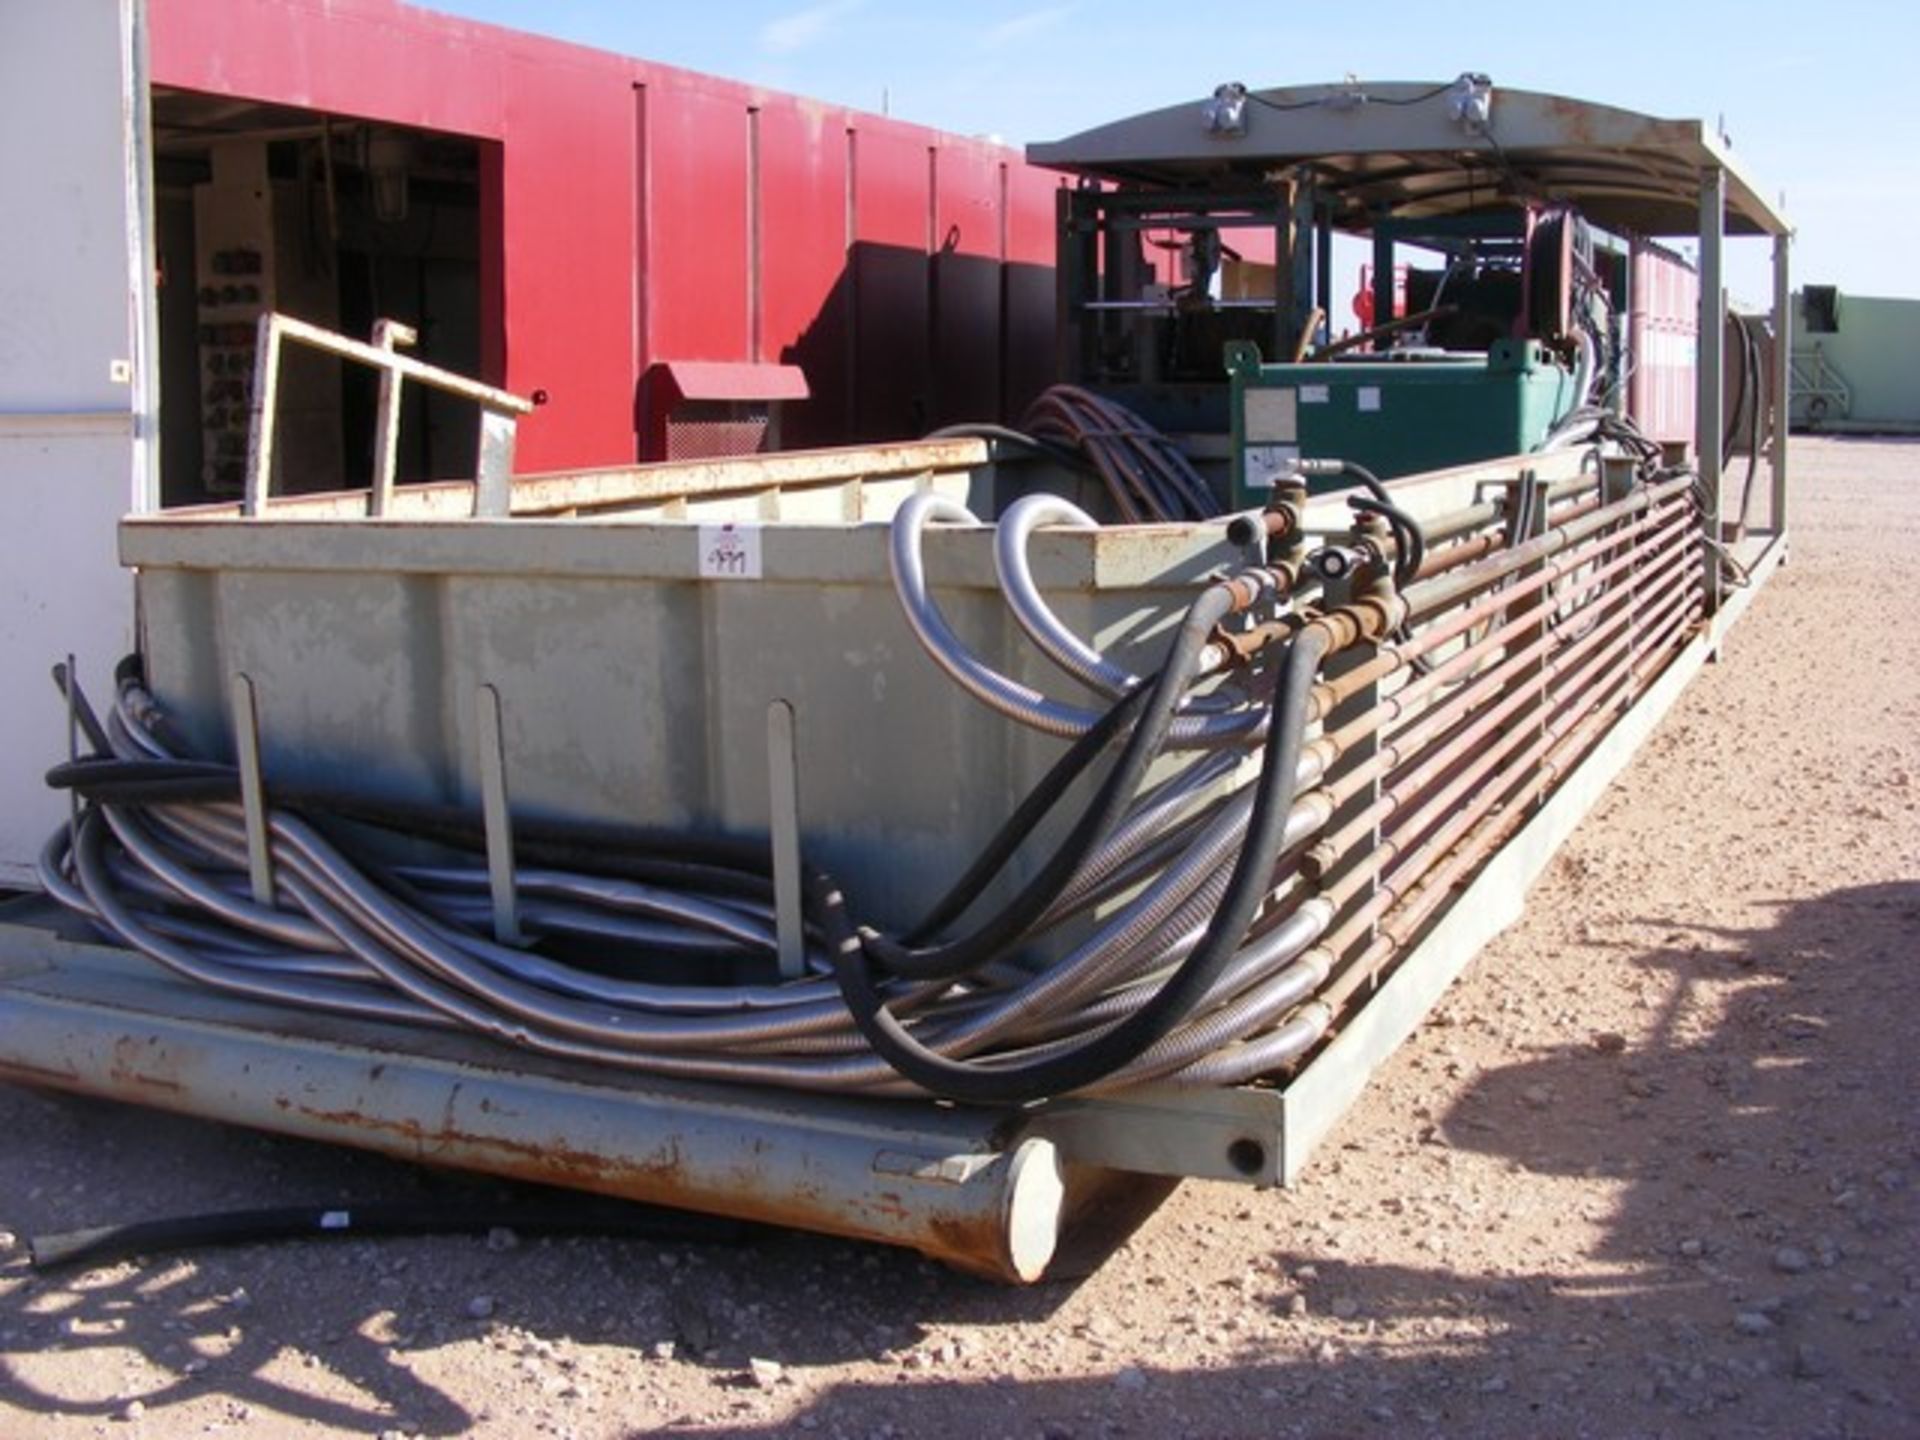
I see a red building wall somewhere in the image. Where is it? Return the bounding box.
[149,0,1064,472]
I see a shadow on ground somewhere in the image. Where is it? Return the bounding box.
[1,883,1914,1437]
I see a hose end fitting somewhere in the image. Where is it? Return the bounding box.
[1301,840,1341,882]
[1308,545,1367,583]
[1224,512,1264,549]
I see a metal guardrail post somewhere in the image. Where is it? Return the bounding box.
[474,409,520,519]
[1770,231,1791,536]
[242,313,285,518]
[368,320,418,517]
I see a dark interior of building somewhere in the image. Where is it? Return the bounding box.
[151,88,487,506]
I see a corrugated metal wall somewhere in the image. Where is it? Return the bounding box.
[149,0,1065,472]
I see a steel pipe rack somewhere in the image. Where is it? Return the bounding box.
[0,432,1787,1279]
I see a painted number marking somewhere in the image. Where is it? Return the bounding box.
[699,523,763,580]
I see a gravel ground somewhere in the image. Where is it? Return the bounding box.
[1,436,1915,1440]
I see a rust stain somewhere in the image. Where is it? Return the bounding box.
[106,1033,184,1096]
[0,1059,84,1090]
[104,1067,185,1096]
[1538,94,1600,149]
[289,1100,688,1192]
[923,1213,1014,1281]
[277,1099,1015,1276]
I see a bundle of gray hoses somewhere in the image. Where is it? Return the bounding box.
[40,493,1350,1103]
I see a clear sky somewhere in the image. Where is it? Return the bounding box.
[424,0,1912,306]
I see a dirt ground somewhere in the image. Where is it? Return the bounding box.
[1,436,1915,1440]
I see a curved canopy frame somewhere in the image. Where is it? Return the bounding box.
[1029,78,1788,239]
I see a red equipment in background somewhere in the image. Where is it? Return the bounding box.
[1352,264,1409,327]
[149,0,1064,473]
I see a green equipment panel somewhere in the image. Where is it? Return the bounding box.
[1229,339,1574,505]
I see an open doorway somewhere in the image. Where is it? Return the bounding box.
[151,89,491,506]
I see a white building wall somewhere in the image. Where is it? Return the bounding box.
[0,1,153,887]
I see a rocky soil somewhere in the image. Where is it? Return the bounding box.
[1,436,1915,1439]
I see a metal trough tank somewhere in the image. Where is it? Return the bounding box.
[4,419,1788,1280]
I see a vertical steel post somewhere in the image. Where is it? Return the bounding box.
[476,684,521,945]
[1370,221,1394,353]
[64,653,81,842]
[1274,176,1297,363]
[1315,207,1333,348]
[1281,170,1315,355]
[1054,185,1081,383]
[1695,166,1726,615]
[229,673,273,905]
[368,320,418,517]
[242,314,283,517]
[1770,230,1792,538]
[473,409,518,519]
[766,700,804,980]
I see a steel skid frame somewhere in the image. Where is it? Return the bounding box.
[0,482,1786,1281]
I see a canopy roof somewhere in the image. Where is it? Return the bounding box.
[1029,78,1789,239]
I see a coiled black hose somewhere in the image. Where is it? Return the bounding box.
[829,622,1331,1104]
[901,678,1155,945]
[1347,495,1426,585]
[1296,458,1428,586]
[860,584,1236,982]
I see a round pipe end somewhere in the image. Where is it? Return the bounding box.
[1003,1137,1066,1282]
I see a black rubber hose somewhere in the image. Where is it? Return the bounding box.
[1347,494,1426,585]
[902,676,1156,944]
[47,756,784,901]
[1300,458,1429,583]
[1334,479,1429,675]
[1733,315,1766,538]
[29,1196,745,1270]
[860,585,1236,982]
[829,622,1332,1103]
[48,757,248,794]
[1722,314,1751,461]
[924,422,1094,474]
[1313,457,1393,507]
[113,657,198,757]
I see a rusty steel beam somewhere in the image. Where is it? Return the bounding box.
[0,912,1071,1282]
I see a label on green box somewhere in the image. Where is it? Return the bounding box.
[1246,387,1298,443]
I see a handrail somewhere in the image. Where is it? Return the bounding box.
[244,312,535,519]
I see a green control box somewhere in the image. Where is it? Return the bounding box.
[1228,339,1574,505]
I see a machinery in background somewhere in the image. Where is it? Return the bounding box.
[1030,77,1718,497]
